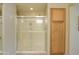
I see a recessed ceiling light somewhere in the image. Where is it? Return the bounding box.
[30,8,33,10]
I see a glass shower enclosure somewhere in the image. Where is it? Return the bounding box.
[16,16,48,54]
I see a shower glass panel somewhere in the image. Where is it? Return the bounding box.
[0,17,2,52]
[16,16,47,54]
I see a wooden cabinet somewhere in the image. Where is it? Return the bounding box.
[50,8,66,55]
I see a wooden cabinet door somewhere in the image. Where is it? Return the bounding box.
[50,8,66,55]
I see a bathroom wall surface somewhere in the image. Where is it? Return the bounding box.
[70,4,79,55]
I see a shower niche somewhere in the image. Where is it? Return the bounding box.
[16,3,48,54]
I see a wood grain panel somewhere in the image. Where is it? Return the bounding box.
[51,22,65,54]
[50,8,66,55]
[51,8,65,22]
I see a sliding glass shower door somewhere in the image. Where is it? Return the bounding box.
[16,16,48,54]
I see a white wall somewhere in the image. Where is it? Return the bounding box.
[3,3,16,55]
[69,4,79,55]
[48,3,68,8]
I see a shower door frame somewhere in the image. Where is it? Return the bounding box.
[16,16,49,55]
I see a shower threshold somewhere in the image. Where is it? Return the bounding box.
[16,51,47,55]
